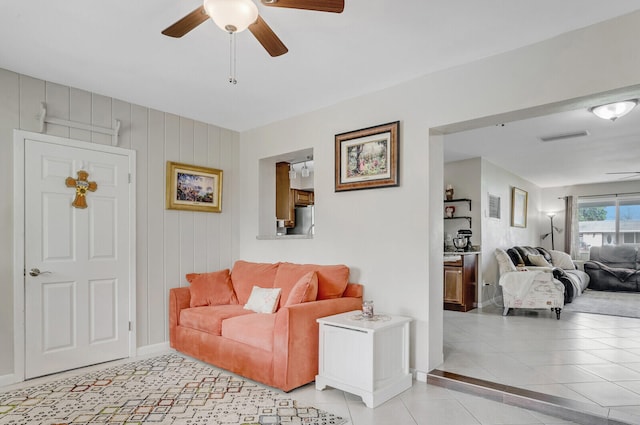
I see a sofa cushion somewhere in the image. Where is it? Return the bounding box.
[514,246,543,266]
[274,262,349,301]
[506,248,525,267]
[550,250,576,270]
[187,269,238,307]
[535,247,553,264]
[284,271,318,307]
[244,286,282,313]
[180,305,254,335]
[222,313,276,352]
[589,246,638,269]
[231,261,280,304]
[528,253,552,267]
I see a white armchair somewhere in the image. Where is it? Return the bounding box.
[499,271,564,319]
[495,248,564,319]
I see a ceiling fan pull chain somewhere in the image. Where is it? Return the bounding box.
[229,32,238,85]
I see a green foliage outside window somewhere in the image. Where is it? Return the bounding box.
[578,206,607,221]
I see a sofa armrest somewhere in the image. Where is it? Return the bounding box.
[343,282,363,298]
[272,296,362,392]
[169,287,191,348]
[583,260,606,271]
[584,261,638,282]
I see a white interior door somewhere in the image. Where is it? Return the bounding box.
[23,137,132,379]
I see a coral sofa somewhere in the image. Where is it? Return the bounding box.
[169,260,363,392]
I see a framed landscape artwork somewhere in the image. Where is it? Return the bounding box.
[335,121,399,192]
[511,187,528,228]
[166,161,223,213]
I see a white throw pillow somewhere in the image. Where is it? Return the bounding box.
[495,248,517,276]
[550,250,576,270]
[244,286,282,314]
[528,253,552,267]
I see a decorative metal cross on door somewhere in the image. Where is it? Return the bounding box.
[65,170,98,209]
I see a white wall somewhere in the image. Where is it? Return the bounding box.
[0,70,238,378]
[480,159,543,289]
[238,10,640,375]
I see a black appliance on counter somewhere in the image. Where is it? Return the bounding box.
[452,229,473,252]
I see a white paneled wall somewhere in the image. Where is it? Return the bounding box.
[0,68,238,376]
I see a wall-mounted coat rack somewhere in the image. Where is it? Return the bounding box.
[38,102,121,146]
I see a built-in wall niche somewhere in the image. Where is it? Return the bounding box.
[257,148,314,239]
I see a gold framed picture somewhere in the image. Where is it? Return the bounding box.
[334,121,399,192]
[166,161,222,213]
[511,187,528,228]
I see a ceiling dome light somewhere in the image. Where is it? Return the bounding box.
[203,0,259,33]
[590,99,638,122]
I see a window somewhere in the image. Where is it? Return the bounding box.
[578,194,640,253]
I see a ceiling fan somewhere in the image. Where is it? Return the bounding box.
[162,0,345,57]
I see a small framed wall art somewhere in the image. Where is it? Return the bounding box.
[166,161,223,213]
[335,121,399,192]
[511,187,528,228]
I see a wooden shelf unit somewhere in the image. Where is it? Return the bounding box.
[444,198,472,227]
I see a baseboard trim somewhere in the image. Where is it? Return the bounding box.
[411,369,428,382]
[428,369,639,425]
[0,372,20,387]
[136,342,170,357]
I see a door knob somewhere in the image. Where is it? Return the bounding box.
[29,268,51,277]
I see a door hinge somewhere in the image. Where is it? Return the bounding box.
[128,321,132,331]
[128,173,131,183]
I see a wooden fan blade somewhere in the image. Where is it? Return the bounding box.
[249,16,288,57]
[162,6,209,38]
[261,0,344,13]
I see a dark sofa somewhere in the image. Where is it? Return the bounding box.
[584,245,640,291]
[505,246,589,303]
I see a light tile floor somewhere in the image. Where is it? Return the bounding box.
[290,380,581,425]
[440,305,640,421]
[8,305,638,425]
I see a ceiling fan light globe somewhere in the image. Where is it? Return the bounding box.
[203,0,259,33]
[590,99,637,121]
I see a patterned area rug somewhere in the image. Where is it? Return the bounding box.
[563,289,640,319]
[0,354,347,425]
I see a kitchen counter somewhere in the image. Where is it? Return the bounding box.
[256,234,313,240]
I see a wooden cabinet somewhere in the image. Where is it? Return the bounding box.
[444,254,477,312]
[276,162,294,227]
[293,189,314,206]
[276,163,315,228]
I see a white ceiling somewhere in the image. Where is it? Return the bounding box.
[2,1,640,133]
[443,100,640,188]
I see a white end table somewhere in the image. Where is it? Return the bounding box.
[315,310,412,408]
